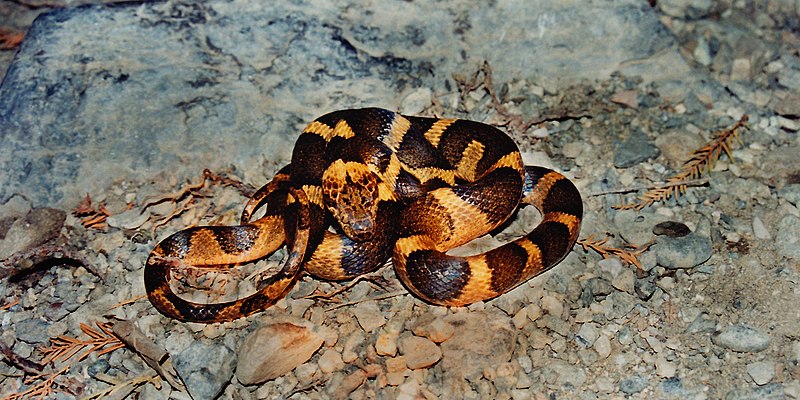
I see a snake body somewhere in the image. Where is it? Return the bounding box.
[144,108,582,322]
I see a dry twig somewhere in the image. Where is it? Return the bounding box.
[614,115,749,210]
[1,366,69,400]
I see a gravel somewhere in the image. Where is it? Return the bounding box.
[2,0,800,399]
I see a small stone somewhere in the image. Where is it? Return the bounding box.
[779,184,800,206]
[399,87,433,115]
[611,269,635,294]
[352,302,386,333]
[385,356,407,373]
[541,294,564,318]
[375,330,399,356]
[512,306,528,329]
[236,320,324,385]
[752,216,771,240]
[619,374,648,394]
[386,371,405,386]
[576,323,599,348]
[614,129,661,168]
[174,341,235,400]
[342,332,365,363]
[14,319,51,344]
[712,324,771,352]
[399,336,441,370]
[730,58,751,81]
[594,335,612,359]
[106,207,151,230]
[645,335,664,353]
[318,349,344,373]
[747,361,775,385]
[602,292,639,320]
[610,89,639,109]
[776,215,800,261]
[655,233,713,269]
[330,369,367,399]
[412,317,454,343]
[655,356,676,378]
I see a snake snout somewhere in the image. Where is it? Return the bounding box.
[345,217,374,241]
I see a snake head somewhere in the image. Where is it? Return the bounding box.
[322,159,381,242]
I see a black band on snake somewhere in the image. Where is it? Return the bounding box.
[144,108,583,323]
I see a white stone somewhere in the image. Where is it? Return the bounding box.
[747,361,775,385]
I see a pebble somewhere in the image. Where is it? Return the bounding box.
[619,374,648,394]
[712,324,771,352]
[399,87,433,115]
[613,129,661,168]
[541,294,564,318]
[542,362,586,388]
[747,361,775,385]
[601,292,639,320]
[14,319,51,344]
[655,233,713,269]
[412,317,455,343]
[352,302,386,333]
[611,269,635,294]
[318,349,345,373]
[399,335,441,370]
[752,216,771,240]
[576,323,600,348]
[235,320,324,385]
[105,207,151,230]
[594,335,612,359]
[725,383,784,400]
[776,215,800,261]
[375,329,399,356]
[173,341,235,400]
[342,332,365,363]
[655,356,677,378]
[778,184,800,206]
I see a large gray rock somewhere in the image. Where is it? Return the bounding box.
[0,0,688,206]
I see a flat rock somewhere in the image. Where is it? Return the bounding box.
[0,0,689,207]
[235,319,324,385]
[173,341,236,400]
[655,232,713,269]
[398,335,441,370]
[439,311,516,380]
[0,207,65,259]
[712,324,771,353]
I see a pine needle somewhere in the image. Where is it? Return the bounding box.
[614,115,749,210]
[40,322,125,365]
[578,235,654,270]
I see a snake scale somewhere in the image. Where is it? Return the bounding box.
[144,108,583,323]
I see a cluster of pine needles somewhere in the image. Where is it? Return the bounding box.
[2,322,125,400]
[614,114,749,210]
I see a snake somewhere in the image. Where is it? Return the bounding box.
[144,108,582,322]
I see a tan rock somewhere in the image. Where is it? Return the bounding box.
[440,312,517,380]
[399,336,441,370]
[318,349,345,373]
[235,320,323,385]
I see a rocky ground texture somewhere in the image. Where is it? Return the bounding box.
[1,1,800,399]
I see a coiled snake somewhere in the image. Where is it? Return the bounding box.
[144,108,582,322]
